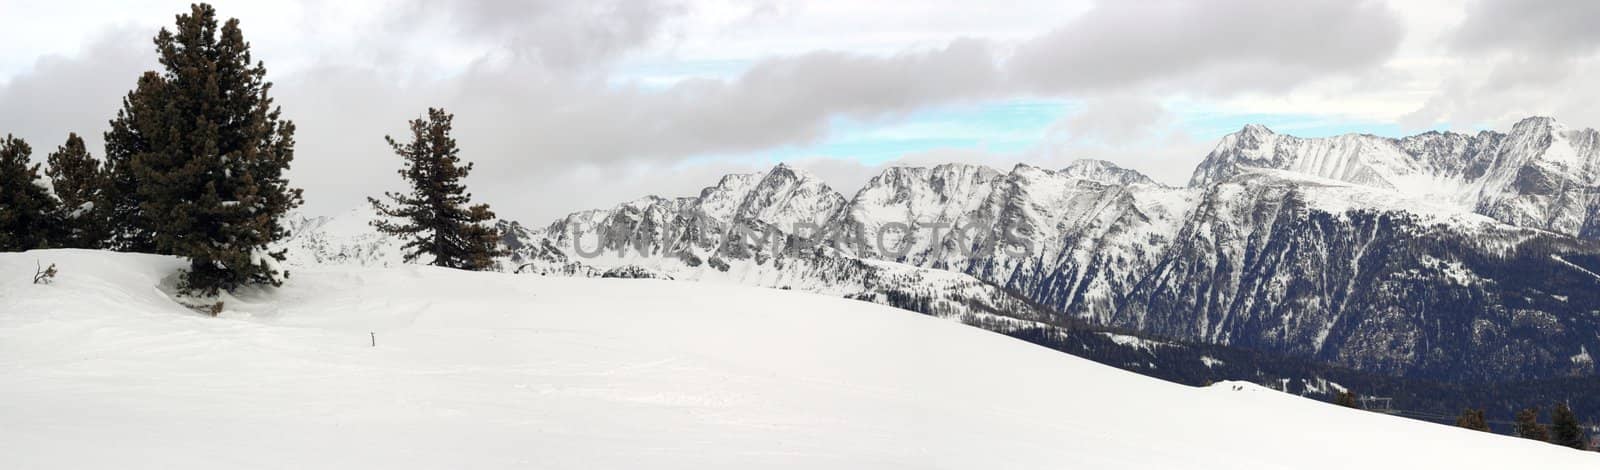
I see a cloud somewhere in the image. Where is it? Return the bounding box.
[272,36,1001,205]
[1398,62,1600,130]
[0,27,153,161]
[1057,96,1173,145]
[619,38,1000,157]
[387,0,689,70]
[0,0,1415,224]
[1453,0,1600,58]
[1009,0,1405,95]
[1399,0,1600,129]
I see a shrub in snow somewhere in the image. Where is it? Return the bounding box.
[33,262,57,285]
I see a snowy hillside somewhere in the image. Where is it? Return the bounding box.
[3,250,1596,469]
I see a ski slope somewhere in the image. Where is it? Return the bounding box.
[2,250,1595,469]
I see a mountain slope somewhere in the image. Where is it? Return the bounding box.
[516,155,1600,382]
[277,117,1600,384]
[3,250,1596,469]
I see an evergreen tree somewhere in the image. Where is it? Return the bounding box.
[1550,402,1588,450]
[45,133,110,248]
[369,108,505,271]
[0,136,62,251]
[102,71,166,253]
[117,3,303,295]
[1515,407,1550,442]
[1454,408,1490,432]
[1334,390,1360,409]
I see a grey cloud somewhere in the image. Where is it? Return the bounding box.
[632,38,1000,155]
[1058,96,1172,145]
[0,0,1412,224]
[1399,60,1600,131]
[391,0,688,70]
[271,39,1000,219]
[424,37,1000,166]
[1009,0,1404,95]
[1402,0,1600,129]
[0,27,152,162]
[1454,0,1600,57]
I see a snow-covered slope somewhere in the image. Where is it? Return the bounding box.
[3,250,1595,469]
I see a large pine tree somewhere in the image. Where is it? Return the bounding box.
[1550,402,1588,450]
[102,72,167,253]
[112,4,303,295]
[0,135,62,251]
[369,108,505,271]
[46,133,109,248]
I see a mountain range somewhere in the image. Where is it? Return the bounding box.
[278,116,1600,391]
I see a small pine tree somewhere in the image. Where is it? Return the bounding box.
[1515,407,1551,442]
[1455,408,1490,432]
[118,4,303,295]
[369,108,506,271]
[1551,402,1588,450]
[1334,390,1360,409]
[45,133,110,248]
[0,135,62,251]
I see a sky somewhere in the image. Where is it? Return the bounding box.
[2,0,1599,223]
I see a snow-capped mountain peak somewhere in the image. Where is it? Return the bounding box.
[1189,116,1600,238]
[731,162,846,229]
[1058,158,1158,186]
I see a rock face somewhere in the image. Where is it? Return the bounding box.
[281,117,1600,384]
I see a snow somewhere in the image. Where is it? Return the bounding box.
[1100,331,1170,353]
[278,207,408,267]
[1574,346,1594,365]
[249,247,286,284]
[1240,168,1498,226]
[1552,254,1600,283]
[3,250,1595,469]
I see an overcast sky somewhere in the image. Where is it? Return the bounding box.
[2,0,1598,222]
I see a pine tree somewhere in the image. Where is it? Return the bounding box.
[45,133,110,248]
[1454,408,1490,432]
[117,4,303,295]
[0,136,62,251]
[102,71,166,253]
[1550,402,1588,450]
[369,108,506,271]
[1515,407,1550,442]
